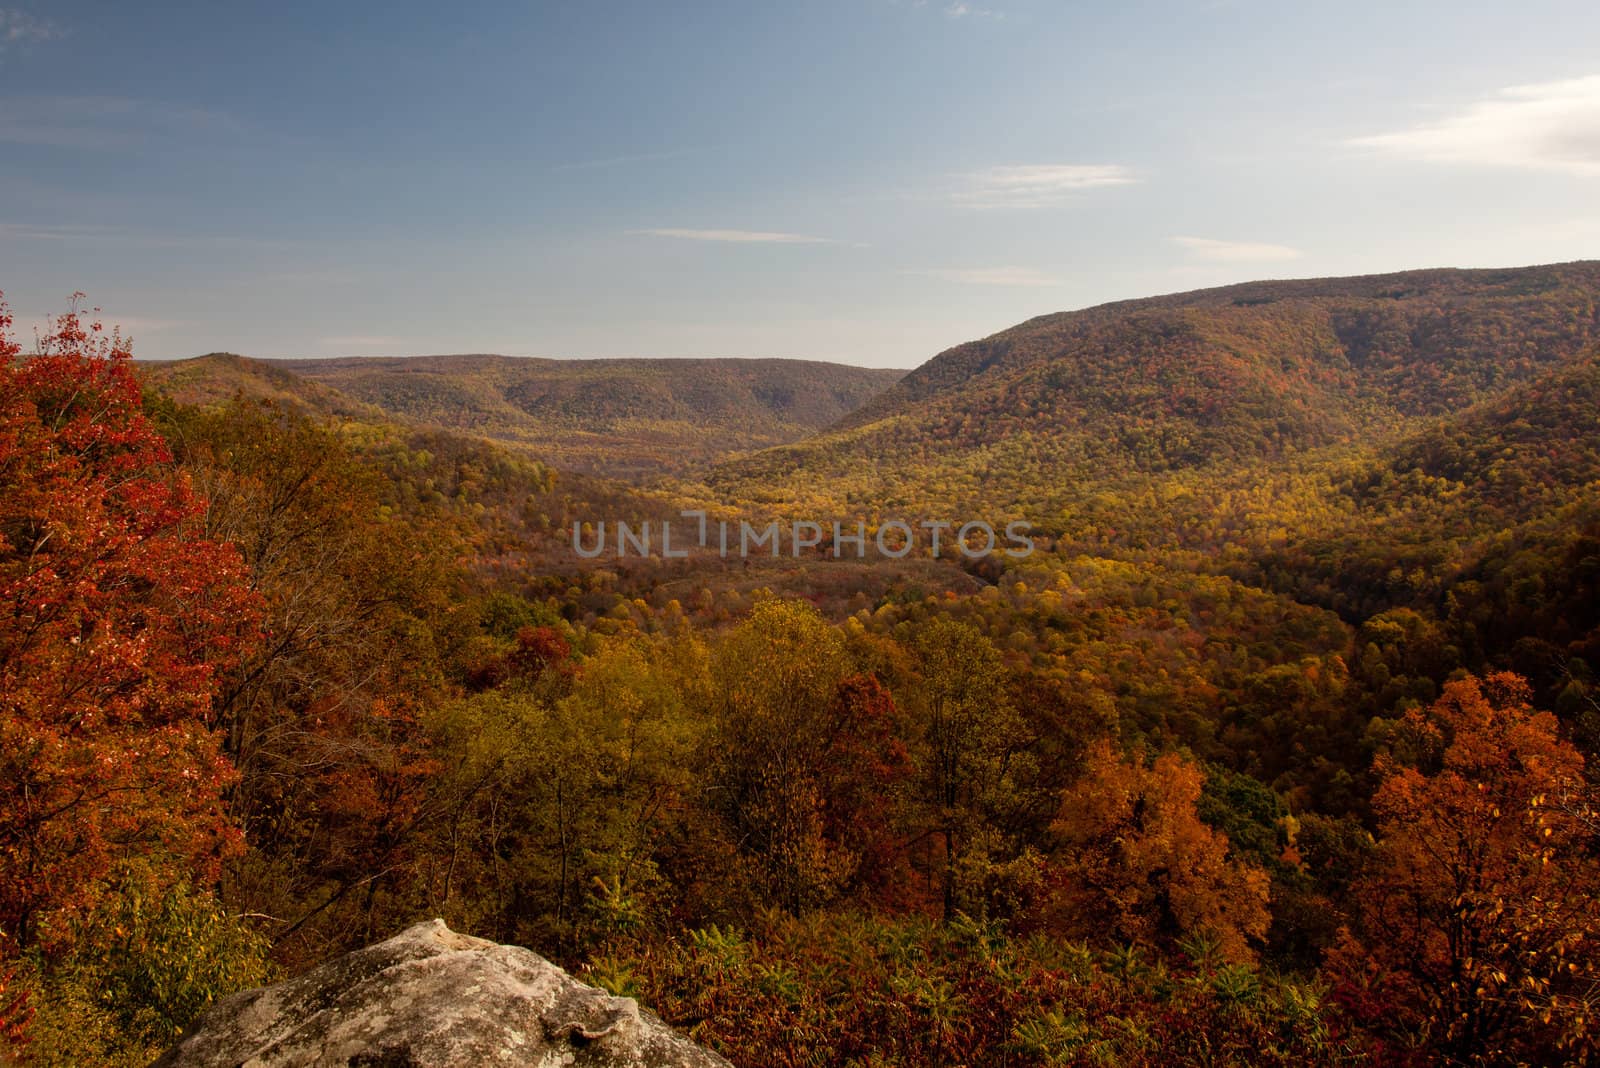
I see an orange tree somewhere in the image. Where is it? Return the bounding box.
[0,296,259,955]
[1046,741,1272,964]
[1331,672,1600,1064]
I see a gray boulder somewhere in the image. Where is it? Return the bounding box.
[153,919,729,1067]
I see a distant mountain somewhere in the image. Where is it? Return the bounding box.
[140,352,705,571]
[281,354,901,477]
[708,262,1600,520]
[844,262,1600,428]
[134,262,1600,745]
[144,352,380,420]
[144,353,903,478]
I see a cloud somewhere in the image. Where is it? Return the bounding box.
[0,221,112,242]
[0,220,299,251]
[914,266,1062,287]
[953,164,1138,209]
[1173,236,1303,263]
[0,95,242,149]
[320,335,402,348]
[551,149,687,172]
[256,269,366,286]
[102,316,183,334]
[0,8,62,53]
[16,311,183,339]
[1349,74,1600,177]
[881,0,1002,18]
[630,228,837,244]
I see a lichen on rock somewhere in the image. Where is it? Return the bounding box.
[153,919,728,1067]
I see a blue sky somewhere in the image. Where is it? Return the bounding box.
[2,0,1599,367]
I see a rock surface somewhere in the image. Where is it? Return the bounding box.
[153,919,729,1067]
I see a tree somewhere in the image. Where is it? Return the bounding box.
[708,599,852,911]
[158,398,457,957]
[0,929,28,1051]
[910,617,1024,921]
[1331,672,1600,1063]
[815,674,915,903]
[424,632,700,951]
[18,870,272,1066]
[706,600,913,913]
[0,296,259,954]
[506,624,572,682]
[1047,741,1271,963]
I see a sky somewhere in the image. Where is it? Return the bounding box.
[2,1,1599,368]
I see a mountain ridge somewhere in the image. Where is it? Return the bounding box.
[142,351,903,479]
[706,260,1600,523]
[836,260,1600,432]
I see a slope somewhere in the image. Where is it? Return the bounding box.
[704,262,1600,523]
[279,354,903,478]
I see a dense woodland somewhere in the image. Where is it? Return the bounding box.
[5,266,1600,1066]
[151,351,901,480]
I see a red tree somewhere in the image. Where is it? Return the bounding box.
[508,624,572,680]
[818,674,916,903]
[0,295,260,952]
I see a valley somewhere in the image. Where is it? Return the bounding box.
[8,261,1600,1066]
[10,6,1597,1063]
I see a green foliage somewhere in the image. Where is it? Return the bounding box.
[421,632,703,952]
[21,877,271,1066]
[478,591,562,642]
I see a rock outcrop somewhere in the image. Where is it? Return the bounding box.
[154,919,728,1067]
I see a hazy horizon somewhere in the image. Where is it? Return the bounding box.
[125,255,1598,368]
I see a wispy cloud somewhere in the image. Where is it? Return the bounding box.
[0,95,242,149]
[102,316,184,334]
[1173,236,1303,263]
[256,268,366,286]
[0,220,299,251]
[320,335,403,348]
[881,0,1003,19]
[943,2,1001,18]
[1349,74,1600,177]
[0,8,62,55]
[551,149,687,172]
[0,221,113,242]
[953,164,1139,209]
[17,312,183,339]
[914,266,1062,287]
[630,227,837,245]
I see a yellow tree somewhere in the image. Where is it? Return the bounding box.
[911,617,1027,921]
[709,599,856,912]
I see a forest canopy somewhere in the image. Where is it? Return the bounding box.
[4,268,1600,1066]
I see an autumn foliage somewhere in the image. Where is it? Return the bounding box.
[1332,673,1600,1063]
[0,934,28,1049]
[1047,741,1271,963]
[8,270,1600,1066]
[0,296,259,956]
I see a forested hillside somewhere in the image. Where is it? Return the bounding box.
[287,353,902,477]
[147,352,901,479]
[706,262,1600,520]
[6,268,1600,1067]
